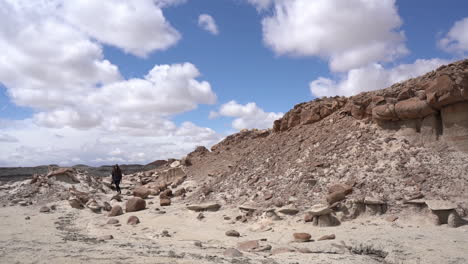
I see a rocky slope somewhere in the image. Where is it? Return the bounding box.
[179,59,468,220]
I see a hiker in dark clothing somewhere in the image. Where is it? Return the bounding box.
[111,164,122,194]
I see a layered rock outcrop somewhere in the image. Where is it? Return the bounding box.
[273,59,468,152]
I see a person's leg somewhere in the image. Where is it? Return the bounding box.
[116,180,121,194]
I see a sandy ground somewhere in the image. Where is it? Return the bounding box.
[1,196,468,264]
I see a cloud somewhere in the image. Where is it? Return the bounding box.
[0,0,224,166]
[198,14,219,35]
[439,17,468,54]
[61,0,181,57]
[310,58,448,97]
[0,119,223,166]
[257,0,407,72]
[246,0,275,10]
[0,133,18,143]
[211,101,283,130]
[31,62,216,130]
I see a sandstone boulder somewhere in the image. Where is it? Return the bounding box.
[126,197,146,212]
[127,215,140,225]
[293,233,311,242]
[107,218,119,225]
[108,205,123,217]
[133,186,150,199]
[160,198,171,206]
[394,97,434,119]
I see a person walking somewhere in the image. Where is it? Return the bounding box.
[111,164,122,194]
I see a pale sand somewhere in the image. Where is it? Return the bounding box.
[1,198,468,264]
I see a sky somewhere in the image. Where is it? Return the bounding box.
[0,0,467,167]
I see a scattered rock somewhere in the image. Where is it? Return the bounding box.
[426,200,457,211]
[127,216,140,225]
[68,197,84,209]
[102,202,112,212]
[223,248,243,257]
[39,206,50,213]
[108,205,124,217]
[225,230,240,237]
[161,230,171,237]
[25,216,30,220]
[237,240,259,252]
[293,233,311,242]
[317,234,336,241]
[194,241,202,248]
[126,197,146,212]
[196,213,205,220]
[107,218,119,225]
[133,186,150,199]
[448,211,464,228]
[326,191,347,205]
[278,207,299,215]
[308,204,332,216]
[98,235,114,241]
[160,198,171,206]
[187,203,221,212]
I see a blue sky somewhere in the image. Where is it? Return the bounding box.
[0,0,467,166]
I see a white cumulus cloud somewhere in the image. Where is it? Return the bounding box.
[310,59,448,97]
[198,14,219,35]
[61,0,181,57]
[211,101,283,130]
[258,0,407,72]
[439,17,468,55]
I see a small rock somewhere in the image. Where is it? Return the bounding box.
[293,233,311,242]
[108,205,124,217]
[107,218,119,225]
[39,206,50,213]
[194,241,202,247]
[161,230,171,237]
[196,213,205,220]
[317,234,336,241]
[223,248,243,257]
[50,205,57,210]
[385,216,399,222]
[127,216,140,225]
[304,213,314,222]
[226,230,240,237]
[25,216,30,220]
[237,240,259,251]
[160,198,171,206]
[102,202,112,212]
[308,204,332,216]
[278,207,299,215]
[187,203,221,212]
[448,211,463,228]
[98,235,114,241]
[253,245,272,252]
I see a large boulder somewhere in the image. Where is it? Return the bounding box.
[126,197,146,212]
[133,186,150,199]
[394,97,435,119]
[372,104,398,121]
